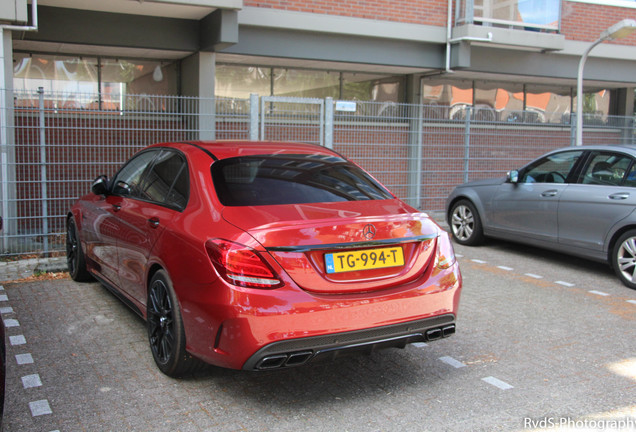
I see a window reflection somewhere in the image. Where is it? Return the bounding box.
[215,65,404,103]
[421,79,583,124]
[13,53,177,111]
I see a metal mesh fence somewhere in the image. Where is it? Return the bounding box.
[0,89,634,256]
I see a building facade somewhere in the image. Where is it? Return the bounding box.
[1,0,635,120]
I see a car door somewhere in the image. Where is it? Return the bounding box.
[77,193,122,289]
[82,150,159,289]
[114,149,190,302]
[558,151,636,252]
[490,150,584,243]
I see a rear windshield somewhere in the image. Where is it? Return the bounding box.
[212,154,394,206]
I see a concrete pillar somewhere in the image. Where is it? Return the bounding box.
[609,88,635,145]
[181,52,216,141]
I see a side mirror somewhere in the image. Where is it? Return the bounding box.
[91,175,110,195]
[507,170,519,184]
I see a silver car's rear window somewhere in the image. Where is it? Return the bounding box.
[212,154,393,206]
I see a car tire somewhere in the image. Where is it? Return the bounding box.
[612,230,636,290]
[448,199,485,246]
[66,217,93,282]
[147,270,201,377]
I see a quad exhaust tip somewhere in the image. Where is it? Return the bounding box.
[256,351,314,370]
[425,324,455,341]
[254,324,456,370]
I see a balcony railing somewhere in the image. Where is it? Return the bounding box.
[455,0,560,32]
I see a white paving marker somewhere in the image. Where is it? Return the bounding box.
[589,290,609,296]
[524,273,543,279]
[439,356,467,368]
[2,318,19,328]
[0,294,7,302]
[497,266,513,271]
[22,374,42,389]
[411,342,428,348]
[29,400,52,417]
[0,306,13,314]
[555,281,575,287]
[627,300,636,305]
[471,259,487,264]
[9,335,26,346]
[482,376,514,390]
[15,353,34,365]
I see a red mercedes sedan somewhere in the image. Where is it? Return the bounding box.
[67,141,462,377]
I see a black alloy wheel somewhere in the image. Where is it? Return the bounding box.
[147,270,199,377]
[66,217,92,282]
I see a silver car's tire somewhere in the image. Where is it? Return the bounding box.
[448,200,485,246]
[612,230,636,290]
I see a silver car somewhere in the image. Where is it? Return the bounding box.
[446,145,636,290]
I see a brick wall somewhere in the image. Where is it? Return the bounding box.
[245,0,636,46]
[560,1,636,44]
[243,0,448,26]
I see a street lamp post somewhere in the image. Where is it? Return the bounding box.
[576,19,636,146]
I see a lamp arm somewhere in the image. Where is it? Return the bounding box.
[575,37,605,146]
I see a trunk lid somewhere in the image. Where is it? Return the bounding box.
[222,200,440,294]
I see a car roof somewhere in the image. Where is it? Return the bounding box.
[551,144,636,155]
[149,140,340,161]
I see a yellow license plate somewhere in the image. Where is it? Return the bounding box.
[325,246,404,274]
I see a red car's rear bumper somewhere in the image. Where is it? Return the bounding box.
[180,261,462,370]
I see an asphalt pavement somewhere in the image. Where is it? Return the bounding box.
[0,239,635,432]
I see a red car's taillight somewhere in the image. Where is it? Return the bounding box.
[436,231,457,269]
[205,239,283,289]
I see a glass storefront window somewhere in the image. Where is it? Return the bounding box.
[100,59,178,105]
[13,54,177,110]
[421,79,575,123]
[342,73,403,103]
[13,53,98,95]
[573,89,611,125]
[273,69,339,98]
[215,66,403,102]
[215,65,272,99]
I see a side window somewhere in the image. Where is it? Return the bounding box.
[140,150,189,210]
[112,150,158,198]
[520,150,583,184]
[580,152,634,186]
[624,164,636,187]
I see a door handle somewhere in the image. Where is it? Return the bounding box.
[541,190,558,197]
[112,204,121,212]
[148,218,160,228]
[609,192,630,200]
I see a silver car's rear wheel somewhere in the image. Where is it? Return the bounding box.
[612,230,636,290]
[449,200,484,246]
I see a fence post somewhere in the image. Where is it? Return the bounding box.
[463,107,472,183]
[570,113,576,147]
[38,87,49,254]
[0,88,9,254]
[249,93,259,141]
[324,97,333,149]
[407,104,423,209]
[259,96,265,141]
